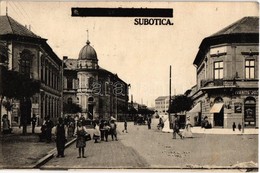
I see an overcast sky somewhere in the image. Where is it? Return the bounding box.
[0,1,258,107]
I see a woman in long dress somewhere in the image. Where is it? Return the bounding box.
[74,122,87,158]
[182,116,193,138]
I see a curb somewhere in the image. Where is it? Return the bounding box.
[33,138,76,168]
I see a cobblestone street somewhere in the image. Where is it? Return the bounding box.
[41,119,258,169]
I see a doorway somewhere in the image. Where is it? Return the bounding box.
[214,107,224,127]
[244,97,256,127]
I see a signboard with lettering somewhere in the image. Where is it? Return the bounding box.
[234,103,242,113]
[235,90,258,96]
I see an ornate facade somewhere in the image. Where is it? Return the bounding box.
[63,40,129,120]
[0,15,62,125]
[189,17,259,128]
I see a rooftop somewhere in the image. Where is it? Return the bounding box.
[0,15,41,38]
[211,16,259,36]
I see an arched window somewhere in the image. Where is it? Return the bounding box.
[20,49,33,77]
[245,97,256,104]
[244,97,256,126]
[214,97,223,103]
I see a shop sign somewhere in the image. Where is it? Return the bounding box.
[235,90,258,96]
[234,102,242,113]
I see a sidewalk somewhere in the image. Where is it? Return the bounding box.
[0,126,74,169]
[159,118,258,135]
[162,126,258,135]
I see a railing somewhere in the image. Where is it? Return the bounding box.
[200,78,236,88]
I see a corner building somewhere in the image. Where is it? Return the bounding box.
[0,16,62,124]
[191,17,258,128]
[63,40,129,120]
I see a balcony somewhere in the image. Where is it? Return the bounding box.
[200,78,237,89]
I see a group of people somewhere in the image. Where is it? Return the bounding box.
[157,114,193,139]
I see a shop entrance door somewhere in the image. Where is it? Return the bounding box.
[214,107,224,127]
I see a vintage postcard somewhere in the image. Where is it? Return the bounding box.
[0,1,258,171]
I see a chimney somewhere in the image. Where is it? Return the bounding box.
[25,25,27,29]
[29,25,31,31]
[63,56,68,60]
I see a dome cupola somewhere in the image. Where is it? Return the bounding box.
[78,40,98,61]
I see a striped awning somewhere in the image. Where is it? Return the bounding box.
[210,103,224,113]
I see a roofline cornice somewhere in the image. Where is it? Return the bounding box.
[193,33,259,66]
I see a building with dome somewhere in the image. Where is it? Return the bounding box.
[188,17,259,129]
[63,40,129,120]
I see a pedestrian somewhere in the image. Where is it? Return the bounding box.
[45,116,54,143]
[182,116,193,138]
[232,122,236,131]
[122,120,128,133]
[100,120,105,141]
[55,117,67,158]
[79,115,86,126]
[104,121,110,142]
[2,114,12,134]
[93,121,100,143]
[158,116,164,130]
[147,117,151,129]
[110,120,118,141]
[74,121,87,158]
[238,123,242,131]
[31,114,37,134]
[172,114,183,139]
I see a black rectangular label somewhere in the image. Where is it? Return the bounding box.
[71,8,173,17]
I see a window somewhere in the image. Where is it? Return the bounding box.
[214,61,223,79]
[20,50,33,77]
[245,60,255,79]
[81,75,85,88]
[67,77,73,89]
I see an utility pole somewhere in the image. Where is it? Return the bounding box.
[169,65,172,128]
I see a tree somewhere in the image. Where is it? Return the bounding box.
[168,94,193,113]
[63,102,82,114]
[1,70,40,134]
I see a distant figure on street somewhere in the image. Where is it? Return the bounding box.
[2,114,12,134]
[55,117,67,158]
[122,120,128,133]
[79,115,86,126]
[39,117,53,142]
[182,116,193,138]
[158,116,164,130]
[232,122,236,131]
[147,117,151,129]
[74,121,87,158]
[104,121,110,142]
[172,114,183,139]
[110,120,118,141]
[31,114,37,134]
[93,122,100,143]
[99,120,105,141]
[238,123,242,131]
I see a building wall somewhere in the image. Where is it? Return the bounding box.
[155,97,169,115]
[4,40,62,125]
[194,42,258,128]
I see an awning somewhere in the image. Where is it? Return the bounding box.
[188,102,201,113]
[210,103,224,113]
